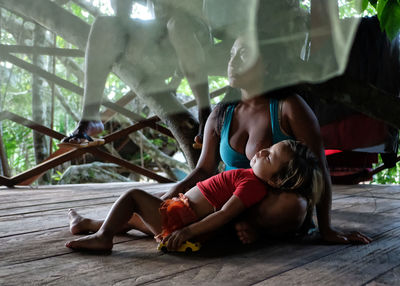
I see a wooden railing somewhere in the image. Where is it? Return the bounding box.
[0,110,175,186]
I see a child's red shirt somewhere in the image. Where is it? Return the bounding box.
[196,169,268,210]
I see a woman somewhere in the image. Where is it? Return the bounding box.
[69,35,371,245]
[162,34,371,244]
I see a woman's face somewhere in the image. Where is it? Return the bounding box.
[227,36,264,89]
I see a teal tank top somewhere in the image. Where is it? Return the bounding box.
[220,98,293,171]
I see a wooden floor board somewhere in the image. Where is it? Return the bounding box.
[253,227,400,286]
[1,183,399,285]
[365,264,400,285]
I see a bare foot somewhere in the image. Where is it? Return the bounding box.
[65,233,113,251]
[61,120,104,144]
[235,221,259,244]
[68,209,95,235]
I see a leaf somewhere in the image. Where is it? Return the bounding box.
[380,1,400,39]
[362,0,369,10]
[377,0,389,29]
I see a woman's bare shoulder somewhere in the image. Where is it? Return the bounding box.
[282,93,315,117]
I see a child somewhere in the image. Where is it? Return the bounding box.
[65,140,323,251]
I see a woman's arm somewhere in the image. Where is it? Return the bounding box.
[163,195,246,250]
[162,108,221,200]
[283,94,371,244]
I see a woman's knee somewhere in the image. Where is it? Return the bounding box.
[91,16,127,44]
[167,15,193,38]
[92,16,120,31]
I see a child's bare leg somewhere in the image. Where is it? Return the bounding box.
[69,210,152,236]
[65,189,163,251]
[68,209,103,235]
[124,213,153,235]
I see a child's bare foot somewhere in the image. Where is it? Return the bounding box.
[68,209,93,235]
[235,221,259,244]
[65,234,113,251]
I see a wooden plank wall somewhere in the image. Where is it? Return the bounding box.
[1,183,400,285]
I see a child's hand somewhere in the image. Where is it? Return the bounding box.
[162,227,193,251]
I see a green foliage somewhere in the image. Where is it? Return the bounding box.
[333,1,400,39]
[362,0,370,10]
[376,0,400,39]
[151,138,164,147]
[51,170,63,182]
[63,2,95,24]
[338,0,376,18]
[104,73,129,101]
[357,0,400,39]
[372,154,400,184]
[177,76,228,106]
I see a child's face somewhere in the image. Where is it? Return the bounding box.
[250,141,293,186]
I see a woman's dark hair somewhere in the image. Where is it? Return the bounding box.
[215,87,241,135]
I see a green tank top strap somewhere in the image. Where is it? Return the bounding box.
[269,98,294,144]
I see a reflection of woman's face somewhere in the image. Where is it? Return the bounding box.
[227,37,264,89]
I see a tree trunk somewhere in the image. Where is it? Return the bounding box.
[0,8,11,177]
[32,24,50,183]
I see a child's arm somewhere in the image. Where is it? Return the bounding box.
[162,195,246,250]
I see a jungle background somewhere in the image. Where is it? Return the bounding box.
[0,0,399,185]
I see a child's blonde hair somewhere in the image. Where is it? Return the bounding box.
[271,140,324,208]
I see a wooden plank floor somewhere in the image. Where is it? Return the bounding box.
[1,182,400,285]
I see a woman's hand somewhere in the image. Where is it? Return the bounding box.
[162,227,193,251]
[321,228,372,244]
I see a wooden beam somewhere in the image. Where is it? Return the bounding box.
[103,116,161,144]
[88,148,174,183]
[101,100,173,138]
[0,51,84,95]
[369,156,400,177]
[101,91,137,122]
[0,111,65,140]
[102,100,146,122]
[0,175,10,186]
[184,85,228,108]
[0,52,173,138]
[0,45,84,57]
[9,148,86,186]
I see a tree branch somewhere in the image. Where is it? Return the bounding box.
[0,44,84,57]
